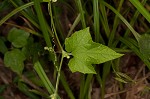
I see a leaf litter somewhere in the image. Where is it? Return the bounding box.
[1,0,150,99]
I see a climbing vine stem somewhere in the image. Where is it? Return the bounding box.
[48,1,63,51]
[48,1,69,99]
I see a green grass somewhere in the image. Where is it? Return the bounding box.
[0,0,150,99]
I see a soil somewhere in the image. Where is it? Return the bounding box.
[1,1,150,99]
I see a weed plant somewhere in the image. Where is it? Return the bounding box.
[0,0,150,99]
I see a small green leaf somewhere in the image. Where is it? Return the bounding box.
[7,28,30,48]
[139,34,150,59]
[65,27,123,74]
[4,49,26,75]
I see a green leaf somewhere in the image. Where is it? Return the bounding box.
[65,27,123,74]
[4,49,26,75]
[139,34,150,59]
[7,28,30,48]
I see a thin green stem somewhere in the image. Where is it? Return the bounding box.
[48,2,69,99]
[54,54,64,99]
[52,5,65,41]
[48,2,63,51]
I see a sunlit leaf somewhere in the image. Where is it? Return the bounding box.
[65,27,123,74]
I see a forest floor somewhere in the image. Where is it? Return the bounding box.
[1,1,150,99]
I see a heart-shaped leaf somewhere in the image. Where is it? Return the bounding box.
[65,27,123,74]
[7,28,30,48]
[4,49,26,75]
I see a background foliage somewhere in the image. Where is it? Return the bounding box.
[0,0,150,99]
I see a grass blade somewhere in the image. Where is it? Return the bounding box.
[124,0,147,37]
[33,0,52,47]
[129,0,150,23]
[60,71,75,99]
[75,0,86,28]
[34,61,54,94]
[9,0,40,29]
[67,14,81,37]
[108,0,124,46]
[0,2,34,26]
[119,37,150,69]
[93,0,104,43]
[102,1,141,41]
[99,0,110,38]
